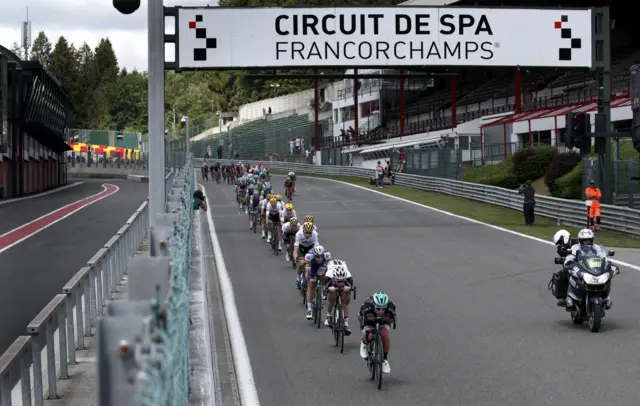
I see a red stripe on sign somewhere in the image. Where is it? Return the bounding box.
[0,183,119,253]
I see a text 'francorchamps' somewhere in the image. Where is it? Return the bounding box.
[274,12,496,62]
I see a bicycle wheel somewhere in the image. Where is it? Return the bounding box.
[315,283,322,329]
[376,333,384,390]
[368,340,376,381]
[337,306,345,353]
[332,306,340,346]
[301,278,307,305]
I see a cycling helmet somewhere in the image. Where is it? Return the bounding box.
[276,194,282,201]
[324,251,332,260]
[553,229,571,246]
[333,266,347,281]
[266,194,272,200]
[312,245,325,256]
[289,217,298,226]
[304,215,314,223]
[373,292,389,308]
[577,228,594,245]
[288,171,295,177]
[285,203,293,211]
[269,198,277,204]
[302,222,314,234]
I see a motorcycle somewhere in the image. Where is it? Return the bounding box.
[553,248,619,332]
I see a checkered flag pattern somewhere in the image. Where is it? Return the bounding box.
[555,15,581,61]
[188,14,217,62]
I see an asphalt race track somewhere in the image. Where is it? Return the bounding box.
[204,175,640,406]
[0,179,149,354]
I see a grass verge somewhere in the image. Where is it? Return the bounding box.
[287,172,640,249]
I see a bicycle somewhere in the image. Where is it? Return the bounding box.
[252,210,261,234]
[330,286,356,353]
[365,318,396,390]
[285,185,293,202]
[269,221,279,256]
[311,277,323,328]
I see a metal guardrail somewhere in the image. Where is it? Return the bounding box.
[200,158,640,237]
[0,170,174,406]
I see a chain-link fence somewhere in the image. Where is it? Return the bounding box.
[190,114,330,160]
[583,157,640,208]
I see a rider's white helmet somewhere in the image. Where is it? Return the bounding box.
[553,229,571,246]
[312,245,325,256]
[332,265,347,281]
[577,228,594,242]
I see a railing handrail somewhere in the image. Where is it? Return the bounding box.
[0,170,175,406]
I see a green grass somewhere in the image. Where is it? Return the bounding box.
[290,172,640,248]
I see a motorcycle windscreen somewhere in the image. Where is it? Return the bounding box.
[579,254,607,275]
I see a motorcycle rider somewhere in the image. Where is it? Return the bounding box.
[562,228,612,310]
[552,229,578,307]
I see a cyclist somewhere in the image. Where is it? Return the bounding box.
[266,198,283,251]
[303,215,318,234]
[288,171,297,194]
[236,177,247,209]
[281,203,296,224]
[324,260,354,335]
[260,193,272,239]
[284,176,294,201]
[358,292,396,374]
[302,245,328,320]
[201,163,208,181]
[246,177,256,211]
[293,221,320,292]
[282,217,300,262]
[305,246,332,300]
[248,190,261,230]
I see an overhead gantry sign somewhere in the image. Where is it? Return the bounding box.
[171,7,593,69]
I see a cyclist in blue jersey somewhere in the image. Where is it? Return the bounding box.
[248,190,261,230]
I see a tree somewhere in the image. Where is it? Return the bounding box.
[9,42,23,59]
[30,32,52,67]
[49,36,78,95]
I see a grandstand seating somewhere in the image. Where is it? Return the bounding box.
[324,46,638,149]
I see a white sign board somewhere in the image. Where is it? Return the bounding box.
[177,7,593,69]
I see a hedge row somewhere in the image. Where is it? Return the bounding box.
[463,146,583,198]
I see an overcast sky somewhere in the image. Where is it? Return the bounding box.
[0,0,215,71]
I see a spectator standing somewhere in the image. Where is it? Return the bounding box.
[518,180,536,226]
[289,139,294,155]
[375,161,384,188]
[193,190,208,212]
[398,149,407,173]
[585,180,602,231]
[300,137,305,154]
[295,137,301,154]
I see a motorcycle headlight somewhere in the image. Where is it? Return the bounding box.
[582,273,610,284]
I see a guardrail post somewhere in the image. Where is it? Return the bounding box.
[20,341,32,405]
[83,272,93,336]
[127,256,171,301]
[57,304,70,380]
[87,249,108,317]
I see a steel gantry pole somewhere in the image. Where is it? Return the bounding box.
[148,0,166,229]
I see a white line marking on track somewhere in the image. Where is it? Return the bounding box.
[297,175,640,272]
[201,185,261,406]
[0,181,83,205]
